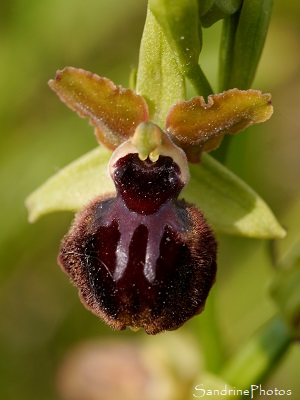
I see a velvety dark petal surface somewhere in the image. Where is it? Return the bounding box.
[112,154,184,215]
[58,194,217,334]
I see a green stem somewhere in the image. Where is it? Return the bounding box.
[218,12,240,92]
[221,315,292,390]
[186,64,214,98]
[228,0,273,89]
[190,289,225,373]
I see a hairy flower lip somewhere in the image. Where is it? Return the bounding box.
[58,193,217,334]
[57,148,217,334]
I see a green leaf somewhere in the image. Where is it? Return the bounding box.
[136,7,185,127]
[26,147,286,239]
[166,89,273,163]
[49,67,149,150]
[149,0,212,97]
[26,147,115,223]
[182,154,286,238]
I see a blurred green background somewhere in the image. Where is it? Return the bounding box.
[1,1,300,399]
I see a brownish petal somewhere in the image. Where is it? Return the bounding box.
[166,89,273,162]
[49,67,149,150]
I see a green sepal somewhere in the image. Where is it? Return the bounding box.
[136,7,185,127]
[149,0,201,72]
[200,0,242,28]
[25,147,114,223]
[148,0,212,97]
[26,147,286,239]
[183,154,286,239]
[198,0,215,17]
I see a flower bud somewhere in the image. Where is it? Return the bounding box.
[58,123,217,334]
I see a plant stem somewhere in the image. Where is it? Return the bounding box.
[186,64,214,98]
[218,12,240,92]
[190,288,225,373]
[221,315,292,390]
[227,0,273,89]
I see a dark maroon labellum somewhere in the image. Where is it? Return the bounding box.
[58,144,217,334]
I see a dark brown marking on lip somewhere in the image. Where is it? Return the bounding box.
[58,153,217,334]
